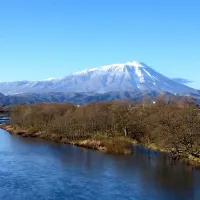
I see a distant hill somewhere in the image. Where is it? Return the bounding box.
[0,91,175,106]
[0,91,199,106]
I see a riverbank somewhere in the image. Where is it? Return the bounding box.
[1,123,200,167]
[143,143,200,168]
[0,124,134,155]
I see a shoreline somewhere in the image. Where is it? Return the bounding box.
[1,123,200,168]
[0,124,134,155]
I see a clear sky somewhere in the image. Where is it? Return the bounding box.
[0,0,200,88]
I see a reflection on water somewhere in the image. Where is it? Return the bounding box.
[0,128,199,200]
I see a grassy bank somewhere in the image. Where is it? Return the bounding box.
[0,124,135,155]
[1,123,200,167]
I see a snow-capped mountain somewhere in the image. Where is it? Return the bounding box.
[0,61,198,95]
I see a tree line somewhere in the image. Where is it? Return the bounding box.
[10,95,200,159]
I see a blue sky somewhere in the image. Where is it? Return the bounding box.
[0,0,200,88]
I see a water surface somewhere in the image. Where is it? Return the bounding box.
[0,128,200,200]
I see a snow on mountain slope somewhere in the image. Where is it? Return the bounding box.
[0,61,198,95]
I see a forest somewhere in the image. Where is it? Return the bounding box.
[6,95,200,165]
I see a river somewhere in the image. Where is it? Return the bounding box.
[0,128,200,200]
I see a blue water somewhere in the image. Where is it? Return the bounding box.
[0,128,200,200]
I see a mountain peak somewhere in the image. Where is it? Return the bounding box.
[73,61,147,75]
[124,61,144,67]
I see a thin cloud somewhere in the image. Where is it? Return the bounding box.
[172,78,194,85]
